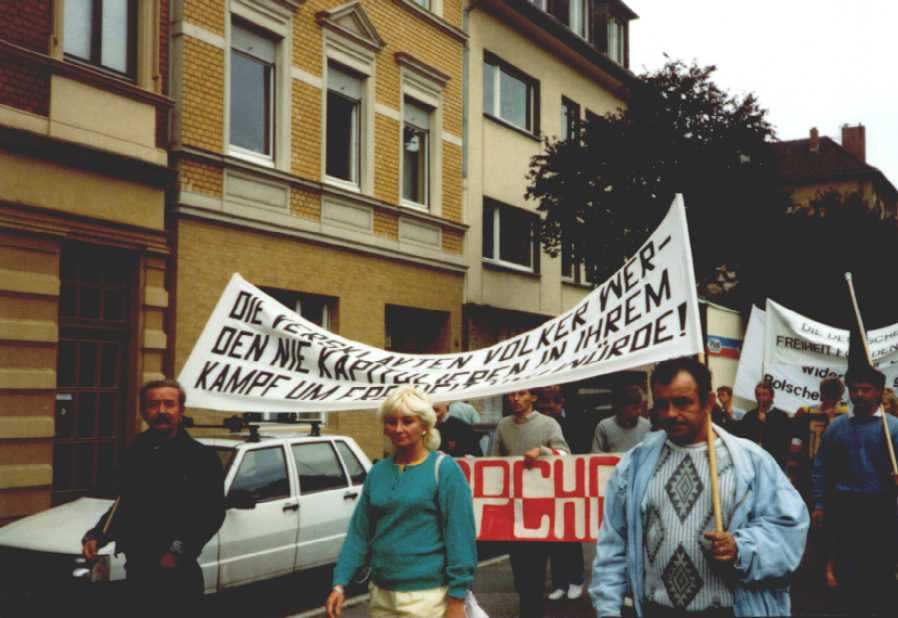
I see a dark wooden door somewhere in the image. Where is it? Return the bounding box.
[53,245,134,505]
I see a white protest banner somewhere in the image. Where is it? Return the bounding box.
[734,306,844,414]
[736,301,898,412]
[178,195,703,412]
[458,454,620,542]
[733,305,765,404]
[765,300,898,370]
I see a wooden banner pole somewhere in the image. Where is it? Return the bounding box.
[101,497,120,536]
[698,352,724,532]
[845,273,898,481]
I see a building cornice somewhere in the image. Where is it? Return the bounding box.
[316,1,386,53]
[392,0,468,43]
[0,125,173,188]
[477,0,640,99]
[0,202,169,255]
[176,204,468,274]
[173,146,469,233]
[395,52,452,86]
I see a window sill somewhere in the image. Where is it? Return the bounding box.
[400,198,430,212]
[562,278,593,290]
[228,147,276,169]
[483,258,540,279]
[484,113,542,142]
[323,176,363,194]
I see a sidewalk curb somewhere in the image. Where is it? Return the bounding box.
[288,556,510,618]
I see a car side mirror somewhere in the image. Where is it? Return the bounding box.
[227,488,257,510]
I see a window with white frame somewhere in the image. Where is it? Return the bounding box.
[326,63,363,186]
[561,97,580,141]
[608,16,625,64]
[546,0,587,38]
[569,0,587,38]
[482,199,540,272]
[483,53,539,134]
[561,231,586,283]
[64,0,137,76]
[230,20,276,159]
[402,98,431,207]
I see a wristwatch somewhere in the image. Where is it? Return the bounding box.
[168,539,185,557]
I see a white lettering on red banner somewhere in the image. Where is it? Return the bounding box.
[457,454,620,542]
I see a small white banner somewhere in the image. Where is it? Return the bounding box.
[735,303,898,413]
[178,196,703,412]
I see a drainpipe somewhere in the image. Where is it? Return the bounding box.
[462,0,484,179]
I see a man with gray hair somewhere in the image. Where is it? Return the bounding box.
[81,379,225,615]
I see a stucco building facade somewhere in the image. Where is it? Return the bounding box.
[463,0,639,420]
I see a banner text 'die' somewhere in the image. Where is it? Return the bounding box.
[460,454,620,542]
[178,196,703,412]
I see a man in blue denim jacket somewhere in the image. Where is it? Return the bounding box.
[590,357,809,618]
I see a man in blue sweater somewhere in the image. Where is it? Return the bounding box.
[812,362,898,614]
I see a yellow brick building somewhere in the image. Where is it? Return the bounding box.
[170,0,467,457]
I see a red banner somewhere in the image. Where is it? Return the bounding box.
[457,454,621,542]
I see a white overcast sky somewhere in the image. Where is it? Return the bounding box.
[627,0,898,185]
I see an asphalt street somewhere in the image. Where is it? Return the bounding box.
[324,543,602,618]
[10,534,861,617]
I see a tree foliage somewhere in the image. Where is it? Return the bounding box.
[765,189,898,327]
[526,59,791,307]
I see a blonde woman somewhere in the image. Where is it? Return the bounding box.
[325,386,477,618]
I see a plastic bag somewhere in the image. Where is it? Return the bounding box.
[465,590,489,618]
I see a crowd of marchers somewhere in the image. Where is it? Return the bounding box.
[78,350,896,618]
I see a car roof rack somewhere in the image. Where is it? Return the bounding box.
[183,415,322,442]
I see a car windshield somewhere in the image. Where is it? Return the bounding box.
[215,447,237,474]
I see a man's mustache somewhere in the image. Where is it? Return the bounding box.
[662,419,687,429]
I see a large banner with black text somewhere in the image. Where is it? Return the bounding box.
[459,454,621,541]
[178,195,703,412]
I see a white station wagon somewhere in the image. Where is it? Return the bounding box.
[0,432,371,606]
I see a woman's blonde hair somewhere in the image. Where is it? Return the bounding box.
[377,385,441,452]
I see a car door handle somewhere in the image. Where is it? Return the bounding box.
[343,491,359,500]
[282,502,299,512]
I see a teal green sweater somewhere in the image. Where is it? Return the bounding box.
[332,450,477,599]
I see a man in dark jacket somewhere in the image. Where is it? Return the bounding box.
[434,402,482,457]
[82,379,225,614]
[738,381,793,469]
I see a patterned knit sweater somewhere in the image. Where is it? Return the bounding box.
[641,439,737,611]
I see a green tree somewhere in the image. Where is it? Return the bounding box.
[526,59,791,307]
